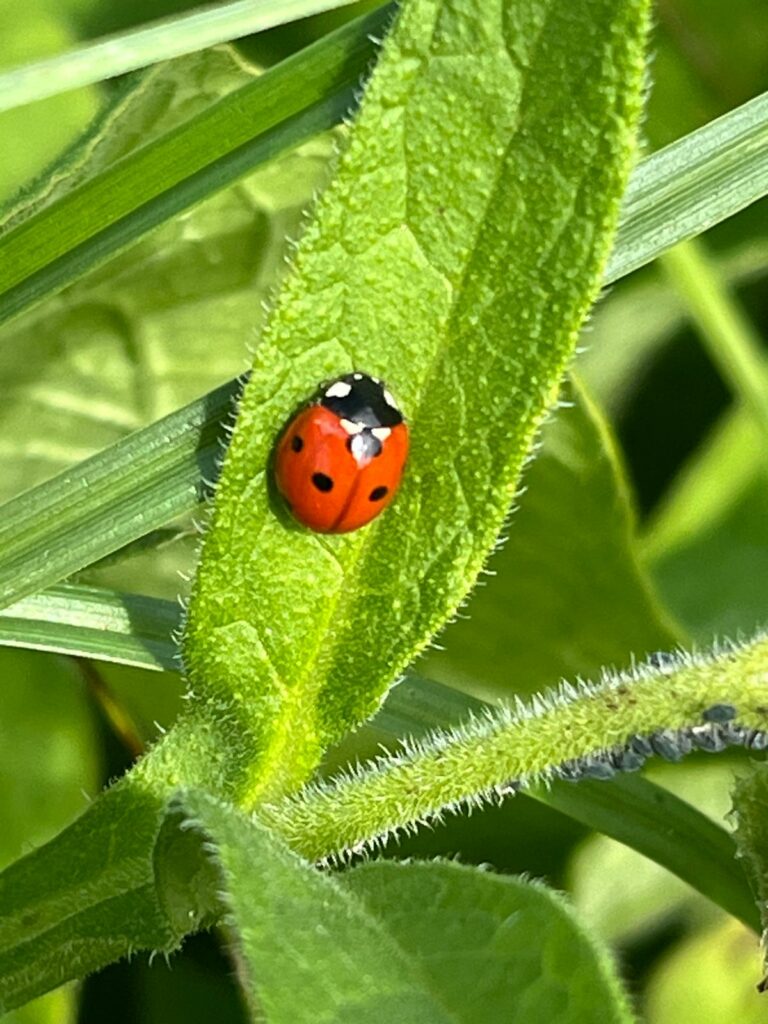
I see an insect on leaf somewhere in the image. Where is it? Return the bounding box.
[182,0,653,803]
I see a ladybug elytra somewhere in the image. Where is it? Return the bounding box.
[274,372,409,533]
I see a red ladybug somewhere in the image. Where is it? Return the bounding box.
[275,372,409,533]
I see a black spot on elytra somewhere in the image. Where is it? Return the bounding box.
[312,472,333,493]
[369,485,388,502]
[291,435,303,452]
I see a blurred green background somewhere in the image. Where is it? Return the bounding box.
[1,0,767,1021]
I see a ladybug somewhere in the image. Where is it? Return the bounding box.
[274,372,409,533]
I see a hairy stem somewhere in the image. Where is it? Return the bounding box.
[262,634,768,860]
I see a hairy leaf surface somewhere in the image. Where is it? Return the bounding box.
[0,114,758,611]
[423,379,678,698]
[184,792,633,1022]
[184,0,652,802]
[346,861,634,1023]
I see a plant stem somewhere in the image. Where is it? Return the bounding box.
[262,634,768,868]
[77,658,145,759]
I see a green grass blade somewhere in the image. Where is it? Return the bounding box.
[0,0,369,113]
[534,776,759,933]
[660,238,768,441]
[733,763,768,953]
[0,7,392,328]
[0,379,236,609]
[0,584,180,671]
[606,90,768,282]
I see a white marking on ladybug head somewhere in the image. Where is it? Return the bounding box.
[350,434,367,460]
[326,380,352,399]
[371,426,391,441]
[383,389,397,409]
[340,418,363,434]
[352,372,363,380]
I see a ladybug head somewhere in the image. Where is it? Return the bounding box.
[320,372,403,429]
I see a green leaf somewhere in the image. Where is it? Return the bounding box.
[180,790,452,1022]
[0,783,219,1015]
[422,379,678,698]
[732,762,768,952]
[0,8,391,328]
[661,239,768,443]
[184,0,652,803]
[0,584,180,671]
[640,238,768,641]
[182,791,633,1022]
[568,760,752,942]
[0,647,101,1021]
[0,109,761,609]
[345,861,635,1024]
[0,379,234,609]
[605,89,768,283]
[0,0,370,113]
[539,771,758,933]
[643,409,768,639]
[0,786,160,1011]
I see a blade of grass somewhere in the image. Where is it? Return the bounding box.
[606,90,768,283]
[0,42,765,332]
[0,586,753,930]
[0,378,236,609]
[0,6,393,328]
[532,776,758,933]
[0,0,371,113]
[0,584,180,671]
[660,237,768,441]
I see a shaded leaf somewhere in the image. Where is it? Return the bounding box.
[346,860,634,1024]
[643,408,768,640]
[181,791,451,1023]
